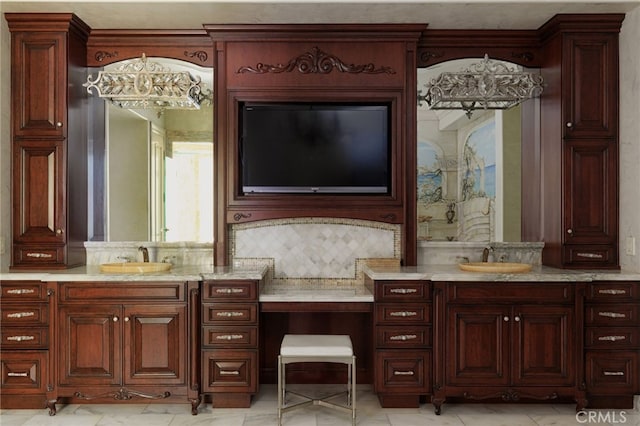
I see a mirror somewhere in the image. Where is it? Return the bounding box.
[87,58,214,242]
[417,58,540,243]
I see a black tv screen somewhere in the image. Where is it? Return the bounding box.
[240,102,390,194]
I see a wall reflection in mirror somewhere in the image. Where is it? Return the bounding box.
[87,58,214,243]
[417,58,541,243]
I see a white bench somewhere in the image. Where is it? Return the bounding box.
[277,334,356,425]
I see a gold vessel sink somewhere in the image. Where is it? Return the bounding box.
[458,262,533,273]
[99,262,172,273]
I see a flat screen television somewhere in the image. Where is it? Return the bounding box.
[239,102,391,194]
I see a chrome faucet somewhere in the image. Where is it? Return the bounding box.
[482,246,493,262]
[138,246,149,263]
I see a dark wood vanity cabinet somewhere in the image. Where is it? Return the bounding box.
[201,279,263,408]
[432,282,586,414]
[0,281,51,408]
[47,281,200,415]
[534,16,623,269]
[584,281,640,408]
[6,13,89,269]
[366,278,432,408]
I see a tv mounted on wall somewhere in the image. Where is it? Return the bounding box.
[239,102,391,194]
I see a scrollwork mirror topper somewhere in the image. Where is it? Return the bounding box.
[237,46,396,75]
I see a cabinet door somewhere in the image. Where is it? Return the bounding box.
[58,306,121,386]
[563,33,617,138]
[563,139,617,251]
[513,306,575,386]
[123,305,186,386]
[445,305,510,386]
[12,32,66,137]
[12,139,66,245]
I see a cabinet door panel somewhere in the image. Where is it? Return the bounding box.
[124,305,186,386]
[513,306,574,385]
[13,140,65,245]
[12,32,66,137]
[58,306,121,386]
[563,140,617,247]
[446,305,509,386]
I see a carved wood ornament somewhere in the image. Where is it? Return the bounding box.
[237,46,396,75]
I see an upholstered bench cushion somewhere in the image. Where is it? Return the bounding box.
[280,334,353,357]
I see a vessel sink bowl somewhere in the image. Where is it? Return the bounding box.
[458,262,533,273]
[99,262,172,273]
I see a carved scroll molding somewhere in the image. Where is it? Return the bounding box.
[184,50,208,63]
[95,50,118,62]
[237,46,396,75]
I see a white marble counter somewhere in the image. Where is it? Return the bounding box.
[260,285,374,302]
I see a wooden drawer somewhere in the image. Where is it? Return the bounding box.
[374,281,430,302]
[376,326,431,348]
[203,303,258,325]
[585,327,640,349]
[375,303,430,325]
[1,282,47,301]
[375,350,431,394]
[564,245,616,267]
[0,350,47,393]
[202,326,258,348]
[202,350,258,393]
[443,282,574,303]
[586,351,638,393]
[1,327,48,349]
[587,282,639,301]
[59,282,185,302]
[202,280,259,302]
[585,304,639,326]
[1,304,48,325]
[13,245,64,267]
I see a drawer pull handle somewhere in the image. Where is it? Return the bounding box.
[389,334,417,341]
[216,312,244,317]
[219,370,240,376]
[7,372,29,377]
[598,335,626,342]
[7,312,35,319]
[598,289,627,295]
[6,289,35,295]
[577,252,603,259]
[598,312,626,318]
[603,371,625,376]
[216,334,244,341]
[26,252,53,258]
[390,288,417,294]
[389,311,417,317]
[216,288,244,294]
[393,370,415,376]
[7,335,35,342]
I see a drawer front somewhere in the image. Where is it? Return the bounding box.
[203,303,258,325]
[1,327,48,349]
[376,326,431,348]
[565,245,616,268]
[202,326,258,348]
[1,282,47,301]
[587,282,639,301]
[585,304,639,326]
[59,282,185,302]
[585,327,640,349]
[202,350,257,393]
[1,304,48,325]
[0,350,47,393]
[375,281,430,302]
[376,304,430,325]
[586,351,638,393]
[13,245,64,267]
[443,282,574,303]
[202,281,259,302]
[375,350,431,394]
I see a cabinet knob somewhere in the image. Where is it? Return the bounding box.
[514,316,521,322]
[503,316,510,322]
[56,229,63,235]
[124,317,130,322]
[566,122,573,128]
[113,316,119,322]
[567,229,573,234]
[56,122,63,128]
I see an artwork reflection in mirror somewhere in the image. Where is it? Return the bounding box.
[88,58,214,243]
[417,58,538,243]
